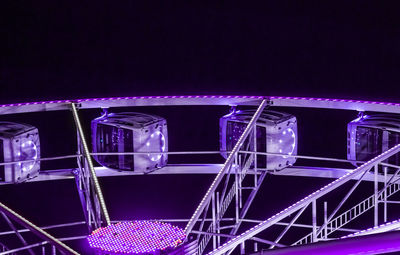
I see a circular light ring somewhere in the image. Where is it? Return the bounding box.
[280,128,296,158]
[146,131,166,162]
[19,140,38,172]
[87,221,185,254]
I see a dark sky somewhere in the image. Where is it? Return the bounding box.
[1,2,400,254]
[1,1,400,103]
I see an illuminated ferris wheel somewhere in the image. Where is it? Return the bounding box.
[0,95,400,255]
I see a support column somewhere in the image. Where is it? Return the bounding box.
[71,103,111,227]
[312,200,317,242]
[324,201,328,239]
[240,242,245,255]
[384,166,388,222]
[374,165,378,227]
[212,193,216,249]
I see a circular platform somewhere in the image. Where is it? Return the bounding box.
[87,221,186,254]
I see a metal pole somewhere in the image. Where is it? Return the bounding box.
[208,143,400,255]
[230,171,268,237]
[239,160,243,209]
[312,200,317,242]
[315,169,369,237]
[240,242,245,255]
[0,221,86,237]
[212,193,216,249]
[1,241,47,255]
[271,203,309,249]
[71,102,111,226]
[184,100,267,235]
[1,212,35,255]
[0,201,79,255]
[253,125,258,189]
[73,167,93,232]
[235,163,239,225]
[324,201,328,239]
[384,166,388,222]
[374,164,379,226]
[75,129,91,230]
[216,191,221,247]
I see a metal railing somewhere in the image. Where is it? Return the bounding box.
[208,144,400,254]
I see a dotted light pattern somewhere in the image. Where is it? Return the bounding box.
[2,96,400,114]
[19,140,38,172]
[87,221,186,254]
[269,96,400,106]
[0,95,264,108]
[208,143,400,255]
[2,95,400,110]
[280,128,296,158]
[342,218,400,239]
[147,131,166,162]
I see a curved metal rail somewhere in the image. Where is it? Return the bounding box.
[1,95,400,254]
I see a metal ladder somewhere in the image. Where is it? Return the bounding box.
[294,182,400,245]
[197,154,255,254]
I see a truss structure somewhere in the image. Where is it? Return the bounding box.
[0,95,399,254]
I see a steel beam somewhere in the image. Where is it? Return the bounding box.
[208,143,400,254]
[270,204,309,249]
[0,201,79,255]
[1,212,34,255]
[269,96,400,114]
[251,230,400,255]
[343,218,400,238]
[184,99,267,235]
[71,102,111,226]
[229,171,268,236]
[0,96,263,115]
[3,96,400,116]
[315,169,369,238]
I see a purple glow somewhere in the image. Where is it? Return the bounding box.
[148,131,166,161]
[269,96,400,106]
[0,95,264,108]
[281,128,296,158]
[87,221,186,254]
[0,95,400,108]
[342,218,400,239]
[1,95,400,110]
[208,143,400,254]
[19,140,38,172]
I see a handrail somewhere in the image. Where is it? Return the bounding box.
[208,143,400,254]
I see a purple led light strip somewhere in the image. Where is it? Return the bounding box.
[342,218,400,239]
[1,95,400,108]
[0,95,264,108]
[269,96,400,106]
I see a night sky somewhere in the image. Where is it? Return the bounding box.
[2,2,400,101]
[1,2,400,254]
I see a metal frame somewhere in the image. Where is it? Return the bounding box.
[0,201,79,254]
[185,99,268,254]
[72,103,110,231]
[208,143,400,254]
[0,96,400,254]
[2,95,400,115]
